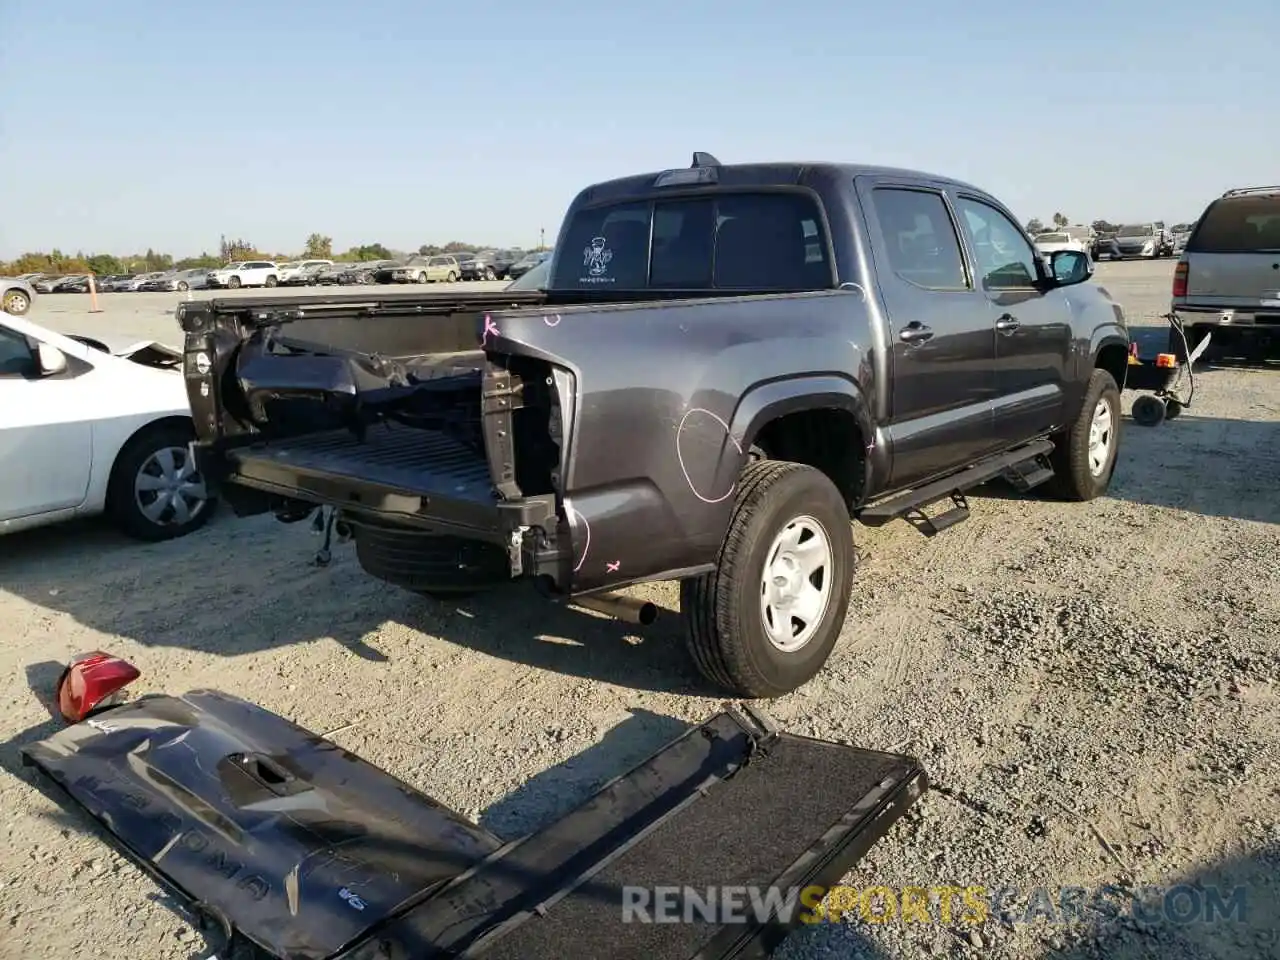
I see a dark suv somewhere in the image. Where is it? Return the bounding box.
[1172,185,1280,358]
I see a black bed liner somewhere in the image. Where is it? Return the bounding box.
[225,423,555,537]
[22,693,925,960]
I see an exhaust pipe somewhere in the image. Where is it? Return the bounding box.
[572,591,659,626]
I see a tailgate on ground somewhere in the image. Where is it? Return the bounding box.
[23,695,926,960]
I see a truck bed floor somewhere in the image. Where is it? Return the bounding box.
[229,423,494,501]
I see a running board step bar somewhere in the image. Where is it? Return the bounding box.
[1000,452,1057,493]
[860,440,1056,534]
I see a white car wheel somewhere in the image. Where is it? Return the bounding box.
[107,422,216,541]
[3,289,31,315]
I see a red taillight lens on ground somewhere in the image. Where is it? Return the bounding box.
[55,652,141,724]
[1173,262,1188,298]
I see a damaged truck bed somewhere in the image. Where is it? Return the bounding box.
[23,688,925,960]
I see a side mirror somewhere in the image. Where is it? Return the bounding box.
[1050,250,1092,286]
[36,342,68,376]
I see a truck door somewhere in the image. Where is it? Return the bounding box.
[951,193,1073,449]
[858,180,998,490]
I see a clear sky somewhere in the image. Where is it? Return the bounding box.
[0,0,1273,259]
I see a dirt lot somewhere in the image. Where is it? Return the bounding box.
[2,265,1278,960]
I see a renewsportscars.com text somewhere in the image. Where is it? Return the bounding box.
[620,884,1250,926]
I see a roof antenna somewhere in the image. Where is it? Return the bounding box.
[691,152,721,168]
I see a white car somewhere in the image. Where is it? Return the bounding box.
[207,260,281,289]
[0,314,216,541]
[277,259,333,284]
[1033,231,1091,257]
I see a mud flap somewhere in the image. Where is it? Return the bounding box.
[22,694,926,960]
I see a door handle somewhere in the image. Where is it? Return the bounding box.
[899,322,934,343]
[996,314,1020,333]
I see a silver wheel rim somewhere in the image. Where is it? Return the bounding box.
[134,445,209,527]
[759,514,834,653]
[1088,397,1114,476]
[4,291,28,313]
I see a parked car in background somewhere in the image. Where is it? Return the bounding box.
[96,275,136,292]
[277,259,334,285]
[419,254,461,282]
[506,249,552,280]
[1112,223,1169,259]
[51,275,93,293]
[1,277,37,315]
[504,258,549,291]
[1170,184,1280,359]
[0,313,216,540]
[1033,231,1091,257]
[313,263,348,285]
[33,276,66,294]
[123,272,171,291]
[142,268,212,292]
[337,260,397,285]
[458,251,499,281]
[388,258,432,283]
[207,261,281,289]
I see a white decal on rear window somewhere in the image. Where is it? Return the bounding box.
[581,236,614,283]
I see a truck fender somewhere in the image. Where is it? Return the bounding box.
[1088,322,1131,390]
[729,375,878,495]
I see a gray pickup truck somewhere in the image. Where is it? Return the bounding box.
[179,153,1131,698]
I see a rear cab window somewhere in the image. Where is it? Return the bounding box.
[1188,195,1280,253]
[550,190,834,292]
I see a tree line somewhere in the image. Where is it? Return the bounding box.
[2,233,546,277]
[1023,214,1195,236]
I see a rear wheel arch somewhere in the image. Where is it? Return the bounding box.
[732,377,875,511]
[1091,332,1130,392]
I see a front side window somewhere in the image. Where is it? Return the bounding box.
[0,327,36,377]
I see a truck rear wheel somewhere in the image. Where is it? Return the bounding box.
[1046,368,1121,501]
[680,461,855,699]
[352,522,510,598]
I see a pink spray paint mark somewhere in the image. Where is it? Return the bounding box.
[481,315,500,347]
[606,560,620,573]
[544,313,562,327]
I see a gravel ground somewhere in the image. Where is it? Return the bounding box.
[2,264,1277,960]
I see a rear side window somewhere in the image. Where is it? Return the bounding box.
[1188,196,1280,253]
[869,188,968,290]
[550,191,832,291]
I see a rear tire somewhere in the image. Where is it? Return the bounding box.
[680,461,855,699]
[352,521,509,597]
[446,271,457,283]
[265,275,278,287]
[1046,368,1121,500]
[228,276,242,289]
[417,271,427,284]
